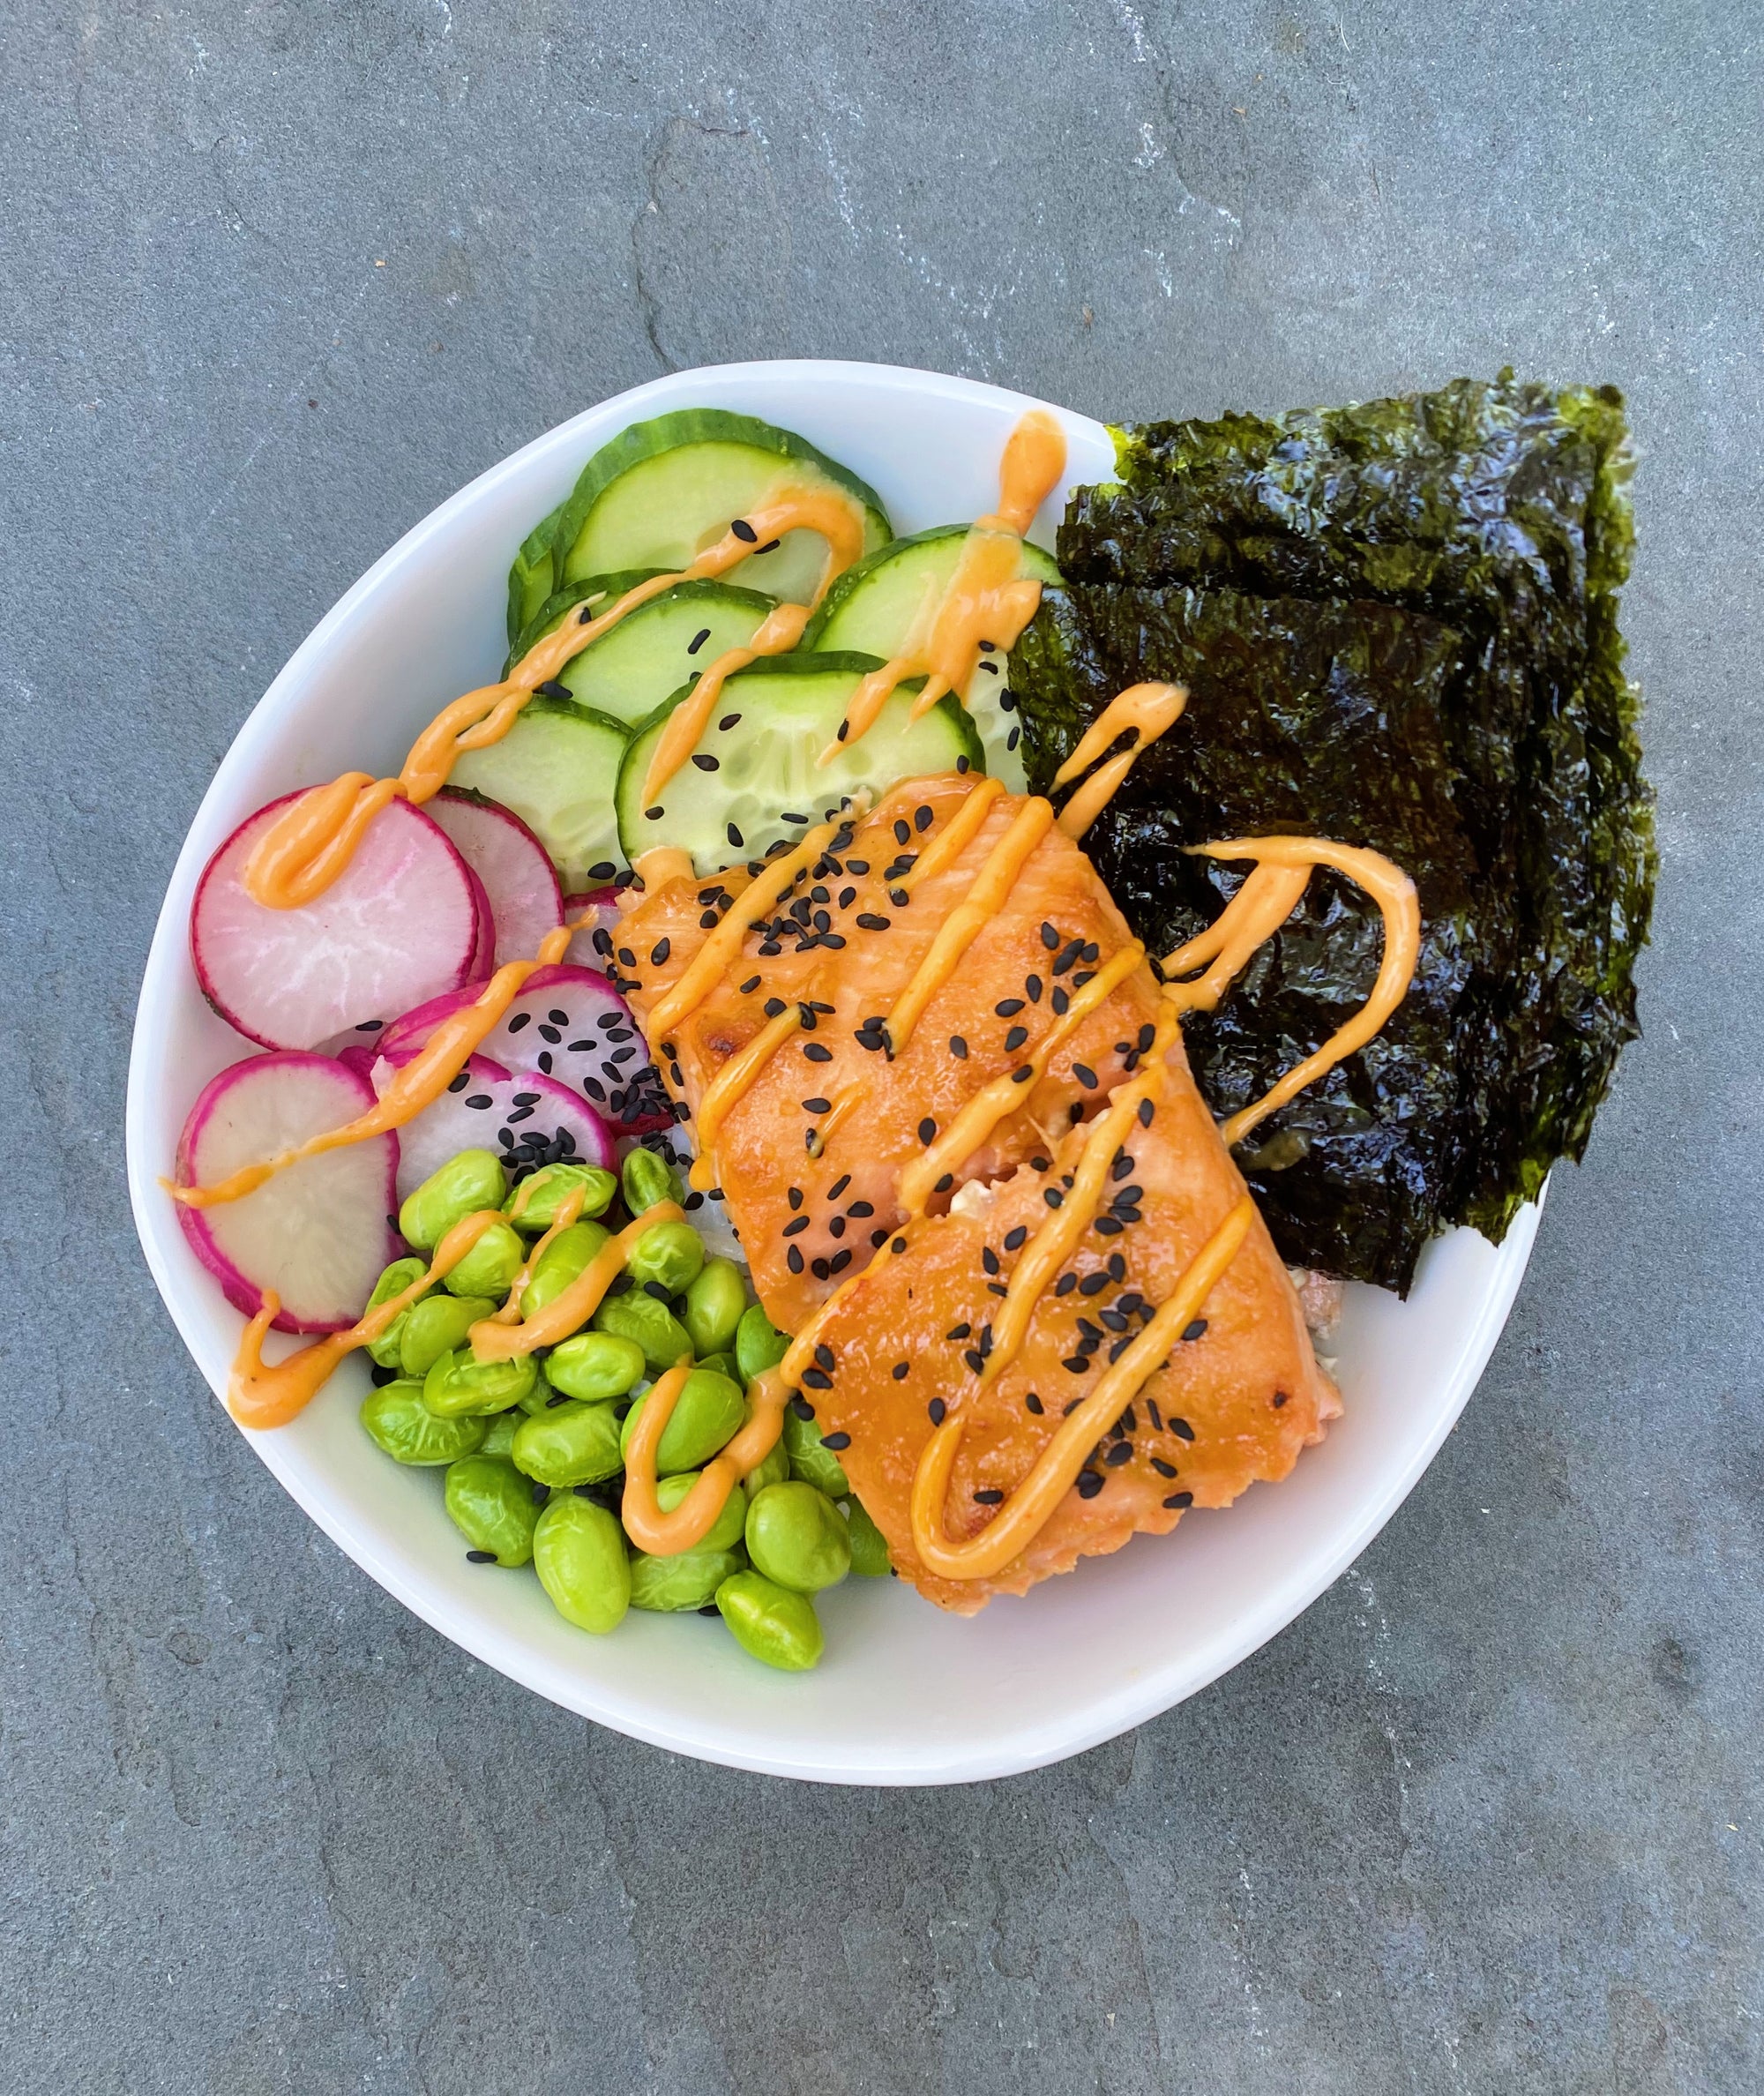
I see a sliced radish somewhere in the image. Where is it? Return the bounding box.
[192,792,482,1052]
[374,1058,614,1201]
[563,886,623,970]
[176,1052,400,1335]
[377,964,671,1134]
[431,790,565,967]
[463,863,497,978]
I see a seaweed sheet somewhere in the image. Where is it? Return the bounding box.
[1013,373,1651,1292]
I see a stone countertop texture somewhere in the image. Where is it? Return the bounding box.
[4,2,1760,2090]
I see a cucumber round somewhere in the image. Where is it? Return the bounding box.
[552,410,892,609]
[803,524,1061,793]
[518,579,778,729]
[451,698,629,888]
[616,653,983,874]
[507,569,670,669]
[506,498,569,652]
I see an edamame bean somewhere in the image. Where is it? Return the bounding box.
[506,1162,617,1233]
[629,1546,744,1613]
[842,1496,891,1577]
[742,1438,791,1501]
[684,1257,746,1359]
[696,1350,740,1383]
[443,1217,526,1301]
[735,1303,790,1383]
[364,1256,430,1368]
[533,1495,630,1632]
[655,1471,748,1552]
[621,1144,682,1216]
[516,1363,557,1415]
[545,1330,647,1402]
[360,1381,487,1465]
[519,1220,610,1320]
[714,1570,824,1671]
[481,1410,520,1456]
[783,1408,849,1498]
[422,1348,539,1418]
[511,1400,625,1487]
[444,1454,539,1566]
[626,1218,705,1296]
[593,1289,692,1374]
[399,1293,497,1380]
[399,1148,506,1252]
[620,1367,745,1474]
[745,1481,851,1593]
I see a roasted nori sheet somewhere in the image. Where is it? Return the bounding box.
[1013,373,1651,1292]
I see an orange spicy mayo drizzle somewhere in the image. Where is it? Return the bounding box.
[168,920,581,1209]
[245,487,868,911]
[1162,837,1421,1148]
[620,1359,790,1556]
[908,1196,1253,1579]
[467,1202,684,1360]
[227,1206,508,1428]
[639,602,811,807]
[818,410,1066,764]
[1052,681,1187,839]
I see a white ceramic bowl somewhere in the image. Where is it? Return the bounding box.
[126,361,1539,1785]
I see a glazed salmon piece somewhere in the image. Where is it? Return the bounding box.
[799,1074,1338,1613]
[614,775,1170,1331]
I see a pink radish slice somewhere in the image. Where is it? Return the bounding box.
[192,792,482,1052]
[563,886,624,970]
[431,790,565,967]
[377,963,672,1134]
[374,1058,614,1201]
[464,864,497,979]
[176,1052,400,1335]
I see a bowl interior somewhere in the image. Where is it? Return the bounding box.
[126,361,1537,1785]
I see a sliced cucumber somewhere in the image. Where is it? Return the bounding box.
[506,569,669,669]
[617,653,983,874]
[554,410,892,609]
[506,499,568,652]
[803,524,1061,793]
[523,580,778,729]
[451,698,629,888]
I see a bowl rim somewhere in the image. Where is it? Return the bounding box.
[126,358,1541,1784]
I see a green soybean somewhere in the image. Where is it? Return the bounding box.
[422,1347,538,1418]
[534,1495,631,1633]
[443,1217,526,1301]
[656,1470,748,1553]
[621,1144,683,1216]
[399,1148,506,1252]
[630,1546,744,1613]
[735,1303,790,1383]
[545,1329,646,1402]
[481,1409,520,1456]
[745,1481,851,1593]
[742,1438,791,1501]
[444,1455,539,1567]
[519,1220,610,1321]
[511,1400,625,1487]
[593,1288,692,1374]
[507,1162,617,1233]
[696,1350,740,1383]
[360,1381,487,1465]
[626,1218,705,1296]
[516,1363,557,1415]
[715,1570,824,1672]
[620,1367,745,1474]
[363,1256,430,1368]
[684,1258,746,1358]
[843,1496,891,1577]
[783,1408,849,1498]
[399,1293,497,1380]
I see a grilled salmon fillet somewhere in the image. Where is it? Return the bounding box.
[614,774,1336,1609]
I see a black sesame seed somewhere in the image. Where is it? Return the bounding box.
[686,627,712,654]
[891,1237,908,1254]
[914,805,933,832]
[1044,1187,1064,1208]
[1182,1320,1207,1343]
[789,1394,816,1419]
[1104,1442,1133,1468]
[1062,1355,1088,1374]
[1094,1216,1124,1237]
[964,1350,985,1374]
[1139,1099,1155,1127]
[928,1398,946,1425]
[691,753,719,773]
[1004,1226,1028,1252]
[981,1246,1000,1276]
[730,517,758,542]
[1162,1492,1193,1509]
[918,1117,937,1144]
[801,1364,831,1388]
[828,1248,852,1273]
[974,1487,1004,1505]
[1050,988,1070,1015]
[1077,1471,1104,1500]
[803,1042,833,1062]
[1170,1418,1196,1442]
[1150,1456,1177,1478]
[782,1216,811,1238]
[948,1036,968,1059]
[890,1362,909,1381]
[856,912,891,931]
[787,1245,804,1274]
[509,1011,534,1032]
[848,1200,874,1217]
[1005,1025,1028,1052]
[1013,1066,1035,1084]
[821,1431,851,1451]
[1054,1274,1078,1298]
[466,1549,497,1563]
[1073,1063,1098,1089]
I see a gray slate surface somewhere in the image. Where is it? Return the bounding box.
[4,1,1760,2088]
